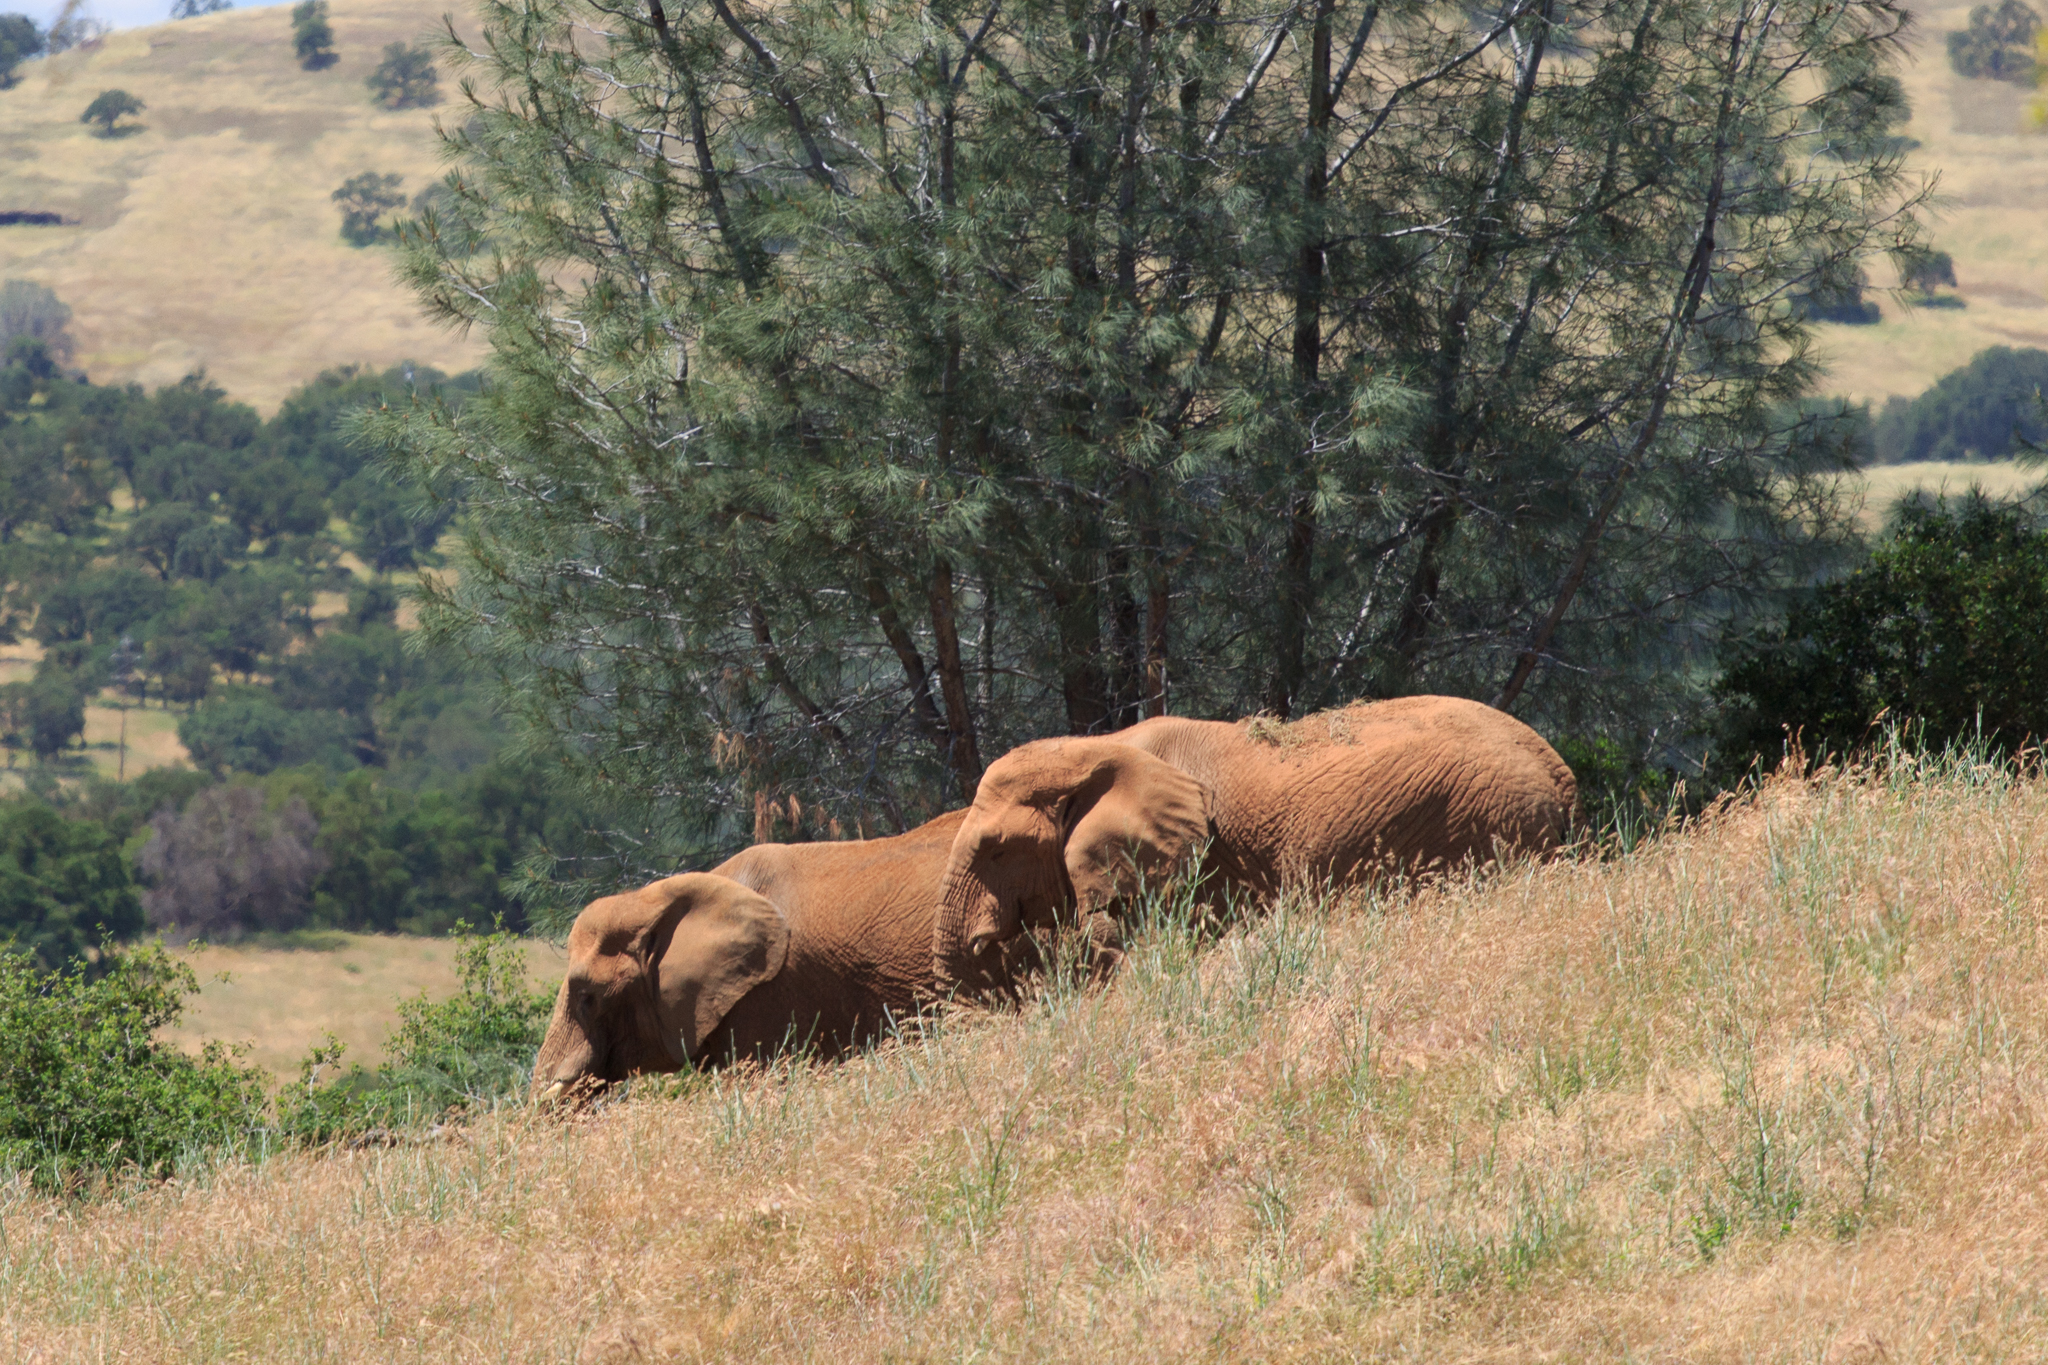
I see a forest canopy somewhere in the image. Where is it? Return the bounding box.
[0,353,598,958]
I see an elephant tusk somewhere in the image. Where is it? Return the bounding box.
[538,1080,567,1104]
[967,932,995,958]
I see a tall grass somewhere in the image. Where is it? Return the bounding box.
[5,752,2048,1359]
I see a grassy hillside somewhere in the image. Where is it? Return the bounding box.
[0,0,481,412]
[1813,3,2048,402]
[0,0,2037,416]
[4,757,2046,1358]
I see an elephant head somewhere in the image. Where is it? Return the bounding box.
[932,737,1210,990]
[532,872,789,1098]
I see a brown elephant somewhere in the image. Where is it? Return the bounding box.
[531,809,965,1096]
[931,696,1577,988]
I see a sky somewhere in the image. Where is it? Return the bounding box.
[33,0,292,37]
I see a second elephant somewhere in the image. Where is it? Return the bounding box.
[531,808,965,1094]
[931,695,1577,988]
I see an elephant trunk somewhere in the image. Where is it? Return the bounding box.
[529,979,597,1099]
[931,860,1014,994]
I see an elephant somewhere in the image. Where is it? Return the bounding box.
[930,695,1577,989]
[531,808,966,1096]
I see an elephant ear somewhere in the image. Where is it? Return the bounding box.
[641,873,789,1064]
[1060,743,1212,914]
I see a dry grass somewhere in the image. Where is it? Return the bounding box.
[0,0,2038,415]
[4,755,2047,1360]
[0,0,482,412]
[158,933,565,1081]
[1835,457,2047,528]
[1811,3,2048,402]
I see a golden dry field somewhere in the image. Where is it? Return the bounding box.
[0,0,2035,415]
[0,0,482,412]
[1838,457,2047,528]
[160,932,564,1079]
[5,756,2048,1359]
[1811,4,2048,401]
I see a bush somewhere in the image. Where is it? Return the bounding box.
[137,784,326,937]
[279,925,550,1141]
[1948,0,2040,80]
[1792,267,1882,325]
[1716,495,2048,767]
[1553,736,1682,847]
[331,171,405,247]
[0,802,140,968]
[290,0,334,69]
[365,41,437,108]
[0,945,267,1190]
[1871,346,2048,463]
[170,0,232,16]
[1900,249,1959,299]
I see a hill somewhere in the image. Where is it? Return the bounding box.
[160,931,562,1079]
[4,757,2046,1358]
[0,0,480,412]
[0,0,2036,413]
[1812,1,2048,402]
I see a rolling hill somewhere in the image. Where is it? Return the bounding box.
[0,0,481,412]
[1810,1,2048,403]
[0,0,2040,412]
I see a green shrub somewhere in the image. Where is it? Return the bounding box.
[1552,736,1680,848]
[1715,494,2048,768]
[0,946,267,1191]
[0,802,141,968]
[278,925,551,1141]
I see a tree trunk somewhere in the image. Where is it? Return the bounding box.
[927,557,984,798]
[1267,0,1336,719]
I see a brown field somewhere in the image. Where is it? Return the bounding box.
[1811,5,2048,401]
[1839,457,2047,527]
[0,0,483,412]
[160,932,565,1079]
[4,756,2047,1359]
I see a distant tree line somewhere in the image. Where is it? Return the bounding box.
[1867,347,2048,463]
[0,338,599,966]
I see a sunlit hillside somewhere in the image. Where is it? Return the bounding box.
[0,0,481,412]
[161,932,563,1079]
[6,758,2048,1359]
[1813,2,2048,402]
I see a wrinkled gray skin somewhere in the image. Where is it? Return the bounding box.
[933,696,1578,990]
[532,809,966,1095]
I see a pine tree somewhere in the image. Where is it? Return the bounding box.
[370,0,1926,883]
